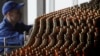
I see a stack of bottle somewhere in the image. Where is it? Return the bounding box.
[6,0,100,56]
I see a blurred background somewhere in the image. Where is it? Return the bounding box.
[0,0,90,25]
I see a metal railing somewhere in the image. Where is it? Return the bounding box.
[0,31,27,55]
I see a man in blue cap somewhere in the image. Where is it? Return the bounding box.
[0,1,32,54]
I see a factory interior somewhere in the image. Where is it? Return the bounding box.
[0,0,100,56]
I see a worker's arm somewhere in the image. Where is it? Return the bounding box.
[15,22,33,34]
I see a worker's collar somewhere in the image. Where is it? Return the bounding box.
[3,17,13,27]
[3,17,19,29]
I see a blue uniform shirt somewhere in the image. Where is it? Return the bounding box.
[0,17,32,53]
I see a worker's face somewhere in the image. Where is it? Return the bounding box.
[8,9,22,23]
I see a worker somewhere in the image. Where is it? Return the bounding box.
[0,1,32,53]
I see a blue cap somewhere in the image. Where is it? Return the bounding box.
[2,1,24,15]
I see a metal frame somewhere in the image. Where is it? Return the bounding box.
[0,31,27,55]
[37,0,46,16]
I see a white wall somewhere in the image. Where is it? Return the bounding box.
[46,0,91,12]
[28,0,45,25]
[27,0,37,25]
[46,0,55,13]
[78,0,90,4]
[55,0,73,11]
